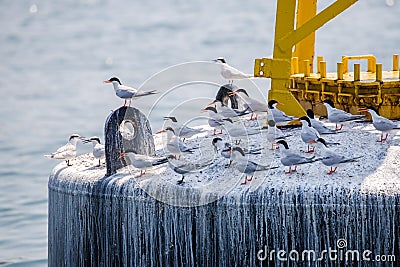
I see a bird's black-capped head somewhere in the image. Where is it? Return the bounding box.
[306,109,315,119]
[323,100,335,108]
[268,100,279,109]
[276,140,289,149]
[299,116,312,127]
[104,77,122,85]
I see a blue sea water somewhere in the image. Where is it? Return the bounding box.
[0,0,399,265]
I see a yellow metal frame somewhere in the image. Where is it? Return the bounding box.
[254,0,358,118]
[289,53,400,119]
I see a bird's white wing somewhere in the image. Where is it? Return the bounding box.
[375,117,397,130]
[48,144,76,159]
[119,84,138,93]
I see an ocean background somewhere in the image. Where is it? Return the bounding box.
[0,0,399,265]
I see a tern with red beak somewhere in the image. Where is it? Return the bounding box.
[156,127,198,159]
[316,138,362,174]
[213,57,253,84]
[104,77,157,107]
[227,147,278,185]
[83,136,105,166]
[276,140,320,174]
[306,109,337,135]
[229,89,268,120]
[321,100,364,130]
[120,151,169,177]
[359,106,400,142]
[267,100,297,124]
[44,134,85,166]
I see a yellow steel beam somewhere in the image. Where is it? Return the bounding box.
[278,0,358,52]
[269,0,306,118]
[263,0,358,119]
[293,0,317,74]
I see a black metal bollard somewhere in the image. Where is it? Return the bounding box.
[104,106,155,177]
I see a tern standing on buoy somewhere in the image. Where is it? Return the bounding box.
[227,147,277,185]
[359,106,400,142]
[104,77,157,107]
[213,57,253,84]
[321,100,364,130]
[45,134,85,166]
[316,138,362,174]
[83,137,105,166]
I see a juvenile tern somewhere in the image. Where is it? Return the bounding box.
[208,100,250,119]
[120,151,169,177]
[201,106,231,135]
[213,57,253,84]
[163,116,206,141]
[227,147,278,185]
[306,109,337,134]
[44,134,85,166]
[83,136,105,166]
[212,137,262,166]
[267,100,297,123]
[222,119,262,144]
[266,120,291,150]
[299,116,320,153]
[168,159,214,185]
[316,138,362,174]
[276,140,319,174]
[104,77,157,107]
[359,106,400,142]
[156,127,198,159]
[230,89,268,120]
[321,100,364,130]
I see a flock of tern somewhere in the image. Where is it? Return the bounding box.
[46,58,400,185]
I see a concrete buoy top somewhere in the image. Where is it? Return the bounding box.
[48,109,400,266]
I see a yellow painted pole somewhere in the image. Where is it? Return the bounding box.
[317,56,324,74]
[293,0,317,73]
[393,54,399,71]
[354,64,360,81]
[337,62,344,80]
[304,60,311,77]
[265,0,359,118]
[278,0,358,51]
[291,57,299,74]
[269,0,306,118]
[320,61,327,78]
[376,64,382,82]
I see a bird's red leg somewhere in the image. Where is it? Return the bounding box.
[213,129,216,136]
[305,145,314,153]
[241,178,247,185]
[219,129,223,134]
[285,168,291,174]
[249,113,254,120]
[327,166,337,174]
[383,133,388,141]
[292,166,297,172]
[377,133,386,142]
[247,176,253,182]
[335,124,343,131]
